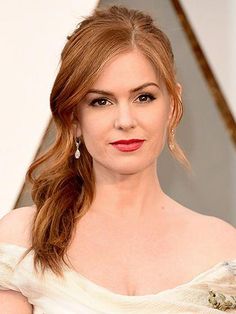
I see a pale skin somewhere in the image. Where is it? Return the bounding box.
[0,49,236,311]
[74,48,179,222]
[67,48,236,295]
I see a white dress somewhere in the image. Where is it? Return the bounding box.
[0,242,236,314]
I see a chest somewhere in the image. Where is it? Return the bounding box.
[65,214,208,296]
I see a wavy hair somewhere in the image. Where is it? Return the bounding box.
[19,5,191,278]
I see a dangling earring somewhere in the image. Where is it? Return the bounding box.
[169,128,175,150]
[75,137,81,159]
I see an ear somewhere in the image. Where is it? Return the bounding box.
[73,123,82,139]
[71,110,82,139]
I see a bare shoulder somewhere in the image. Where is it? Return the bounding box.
[0,205,37,248]
[201,214,236,254]
[183,208,236,262]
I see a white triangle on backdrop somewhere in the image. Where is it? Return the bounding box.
[0,0,99,218]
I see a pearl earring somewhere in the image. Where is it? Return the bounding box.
[75,137,81,159]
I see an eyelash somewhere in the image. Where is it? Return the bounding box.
[89,93,156,107]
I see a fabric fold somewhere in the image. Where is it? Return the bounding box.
[0,242,236,314]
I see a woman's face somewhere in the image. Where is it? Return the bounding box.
[75,49,175,175]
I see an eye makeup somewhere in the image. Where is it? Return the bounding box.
[88,92,156,107]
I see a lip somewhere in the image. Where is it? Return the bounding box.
[110,139,145,144]
[111,141,144,152]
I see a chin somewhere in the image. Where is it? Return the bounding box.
[109,161,152,175]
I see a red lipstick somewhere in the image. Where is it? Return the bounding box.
[110,139,144,144]
[110,139,145,152]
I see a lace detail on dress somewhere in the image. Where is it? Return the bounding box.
[208,289,236,311]
[223,261,236,275]
[207,260,236,311]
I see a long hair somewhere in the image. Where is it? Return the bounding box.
[19,5,191,278]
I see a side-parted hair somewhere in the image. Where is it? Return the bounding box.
[19,5,191,278]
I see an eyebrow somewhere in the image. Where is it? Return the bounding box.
[86,82,160,96]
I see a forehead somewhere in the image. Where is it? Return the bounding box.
[91,49,160,90]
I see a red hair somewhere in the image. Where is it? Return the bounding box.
[19,5,190,278]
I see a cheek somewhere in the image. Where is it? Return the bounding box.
[146,106,169,152]
[146,104,169,134]
[79,115,108,156]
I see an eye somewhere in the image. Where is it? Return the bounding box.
[136,93,156,103]
[88,93,156,107]
[89,97,111,107]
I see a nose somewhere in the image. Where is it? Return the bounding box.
[114,104,137,130]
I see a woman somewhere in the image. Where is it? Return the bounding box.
[0,5,235,314]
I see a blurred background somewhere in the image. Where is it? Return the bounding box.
[0,0,235,226]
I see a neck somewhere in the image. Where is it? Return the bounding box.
[89,161,166,221]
